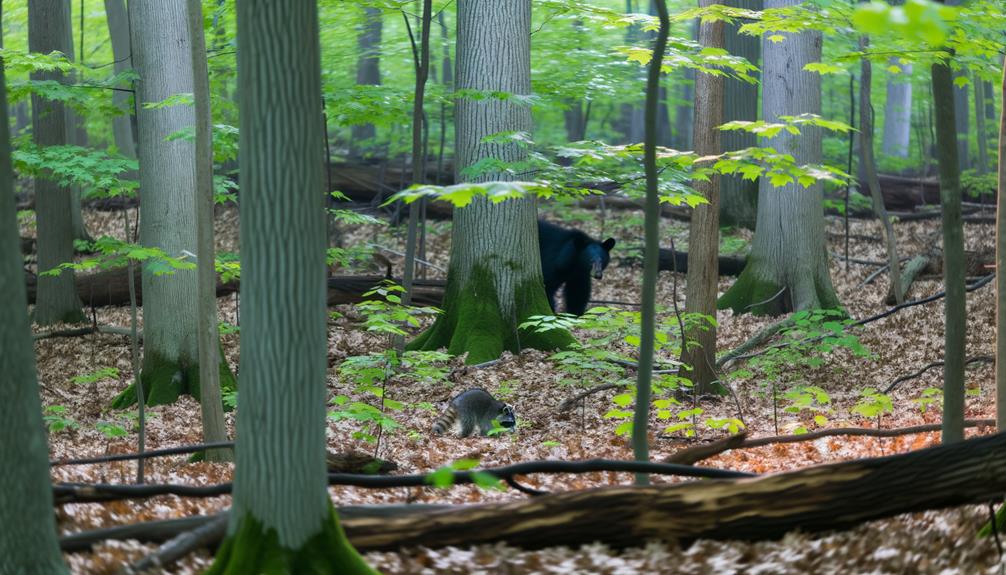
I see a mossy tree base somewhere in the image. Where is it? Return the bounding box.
[111,345,236,409]
[409,263,574,364]
[206,505,376,575]
[718,257,841,317]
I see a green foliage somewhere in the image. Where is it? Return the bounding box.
[781,385,833,433]
[71,367,120,386]
[913,387,942,414]
[39,236,195,278]
[355,280,441,337]
[43,405,79,433]
[13,144,138,199]
[852,387,894,419]
[425,459,505,492]
[215,252,241,283]
[328,395,401,443]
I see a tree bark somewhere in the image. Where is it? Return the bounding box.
[104,0,137,160]
[187,0,230,463]
[975,68,989,175]
[0,28,69,571]
[672,21,697,150]
[350,7,383,155]
[117,2,206,409]
[718,0,839,316]
[859,37,903,305]
[207,2,374,572]
[719,0,761,229]
[681,3,723,393]
[342,431,1006,551]
[881,59,912,157]
[930,40,966,443]
[28,0,85,326]
[995,59,1005,431]
[408,0,573,364]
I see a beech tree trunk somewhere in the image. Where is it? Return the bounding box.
[28,0,85,326]
[342,432,1006,551]
[672,21,697,151]
[350,7,382,155]
[718,0,840,316]
[681,3,723,393]
[104,0,137,159]
[115,2,232,409]
[207,2,373,572]
[975,70,989,175]
[0,37,69,573]
[995,59,1005,430]
[881,59,913,157]
[408,0,573,364]
[718,0,761,230]
[930,36,966,443]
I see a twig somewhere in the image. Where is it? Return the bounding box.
[32,325,137,341]
[118,514,229,574]
[371,244,446,273]
[736,418,996,449]
[50,441,236,467]
[664,432,749,465]
[884,356,994,393]
[558,383,624,411]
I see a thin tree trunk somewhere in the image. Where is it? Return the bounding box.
[208,2,373,571]
[350,7,382,156]
[187,0,230,463]
[408,0,573,364]
[975,71,989,176]
[681,1,723,393]
[994,59,1005,431]
[633,0,670,486]
[719,0,760,229]
[104,0,137,160]
[0,28,69,571]
[718,0,839,316]
[672,23,697,150]
[115,2,204,408]
[930,39,966,443]
[859,38,903,305]
[881,59,912,157]
[29,0,85,326]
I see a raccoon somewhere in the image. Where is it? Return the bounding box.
[431,388,516,437]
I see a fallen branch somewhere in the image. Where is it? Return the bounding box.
[664,433,749,465]
[737,418,996,449]
[119,513,228,574]
[558,383,624,411]
[52,459,754,504]
[340,431,1006,551]
[33,325,136,341]
[716,316,795,369]
[884,356,995,393]
[884,255,929,305]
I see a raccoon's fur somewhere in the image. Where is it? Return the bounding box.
[431,388,516,437]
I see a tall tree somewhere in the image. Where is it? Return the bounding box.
[350,7,383,155]
[718,0,840,316]
[104,0,137,159]
[881,60,913,157]
[207,2,374,571]
[114,2,232,408]
[975,70,989,175]
[929,16,966,444]
[672,21,697,151]
[719,0,761,229]
[29,0,85,326]
[996,59,1005,431]
[187,0,230,461]
[408,0,573,364]
[681,4,724,392]
[0,32,69,571]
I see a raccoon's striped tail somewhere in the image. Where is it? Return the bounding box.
[431,405,458,435]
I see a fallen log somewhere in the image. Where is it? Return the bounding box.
[885,255,929,305]
[653,248,747,276]
[25,267,445,308]
[341,431,1006,551]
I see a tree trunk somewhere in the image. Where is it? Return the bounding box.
[28,0,85,326]
[618,1,645,144]
[0,33,70,572]
[994,59,1005,431]
[408,0,573,364]
[718,0,839,316]
[350,7,382,155]
[975,70,989,176]
[343,432,1006,551]
[718,0,760,229]
[681,2,723,393]
[930,40,966,443]
[881,59,912,157]
[672,22,697,151]
[648,1,672,147]
[859,38,903,305]
[114,2,207,408]
[207,2,373,572]
[187,0,230,462]
[104,0,137,159]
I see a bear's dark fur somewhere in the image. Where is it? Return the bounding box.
[537,220,616,316]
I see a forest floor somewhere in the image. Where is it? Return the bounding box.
[28,202,1004,574]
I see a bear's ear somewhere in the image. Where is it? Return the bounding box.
[602,238,616,252]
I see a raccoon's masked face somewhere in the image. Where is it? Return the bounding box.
[497,404,517,430]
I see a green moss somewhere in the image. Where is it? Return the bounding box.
[111,340,237,410]
[408,263,574,364]
[206,505,377,575]
[717,258,787,316]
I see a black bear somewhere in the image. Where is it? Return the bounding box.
[537,219,616,316]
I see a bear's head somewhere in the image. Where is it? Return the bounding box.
[581,237,616,279]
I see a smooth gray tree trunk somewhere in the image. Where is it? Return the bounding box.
[719,0,760,229]
[209,3,373,570]
[409,0,572,364]
[29,0,85,326]
[104,0,137,159]
[718,0,839,316]
[881,60,913,157]
[350,7,382,154]
[0,30,69,572]
[186,0,230,462]
[995,59,1005,431]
